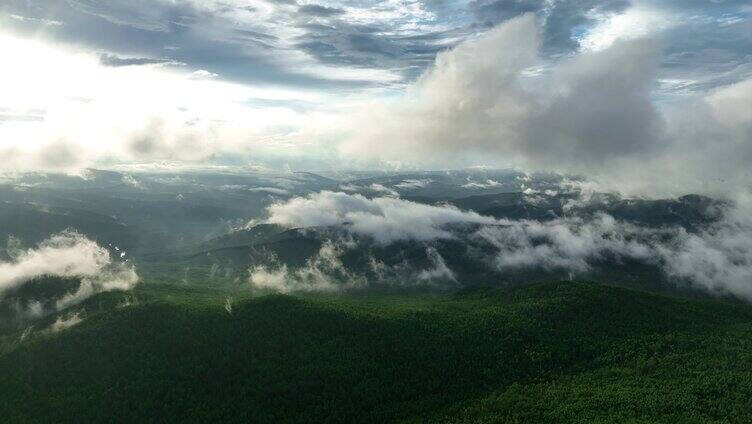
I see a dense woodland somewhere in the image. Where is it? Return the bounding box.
[2,281,752,423]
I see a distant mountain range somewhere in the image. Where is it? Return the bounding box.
[0,168,731,298]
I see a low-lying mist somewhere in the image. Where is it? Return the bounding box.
[248,188,752,300]
[0,231,139,324]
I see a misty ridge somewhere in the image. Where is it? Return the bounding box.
[1,167,751,330]
[245,185,751,299]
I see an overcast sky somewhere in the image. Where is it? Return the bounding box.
[0,0,750,192]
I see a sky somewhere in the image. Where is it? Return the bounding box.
[0,0,750,194]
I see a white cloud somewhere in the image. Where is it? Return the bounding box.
[190,69,219,79]
[257,189,752,299]
[474,203,752,300]
[2,12,749,199]
[248,265,290,291]
[394,179,432,189]
[369,183,399,197]
[8,14,63,26]
[462,179,502,189]
[121,174,143,189]
[578,5,674,52]
[339,14,540,167]
[476,214,657,273]
[0,33,332,172]
[338,183,364,192]
[337,14,752,198]
[248,238,457,293]
[249,240,366,293]
[0,231,139,317]
[247,187,289,195]
[49,311,84,333]
[342,14,662,173]
[657,197,752,298]
[417,247,456,282]
[263,191,497,243]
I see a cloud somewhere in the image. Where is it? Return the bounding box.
[417,247,456,282]
[0,111,45,122]
[247,187,290,195]
[0,231,139,320]
[467,0,630,53]
[7,13,63,26]
[528,36,661,165]
[249,240,366,293]
[0,31,350,173]
[263,191,497,243]
[190,69,219,79]
[248,238,458,293]
[577,4,673,52]
[339,13,752,197]
[474,203,752,300]
[475,214,657,273]
[256,189,752,300]
[656,197,752,298]
[339,14,540,166]
[394,179,432,189]
[99,53,178,67]
[344,13,660,167]
[65,0,195,32]
[48,311,84,332]
[34,141,86,171]
[462,179,502,189]
[2,0,748,111]
[1,0,430,88]
[2,1,748,178]
[297,4,345,17]
[369,183,399,197]
[121,174,143,189]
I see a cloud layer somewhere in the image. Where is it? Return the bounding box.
[265,190,497,243]
[476,211,752,300]
[258,190,752,300]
